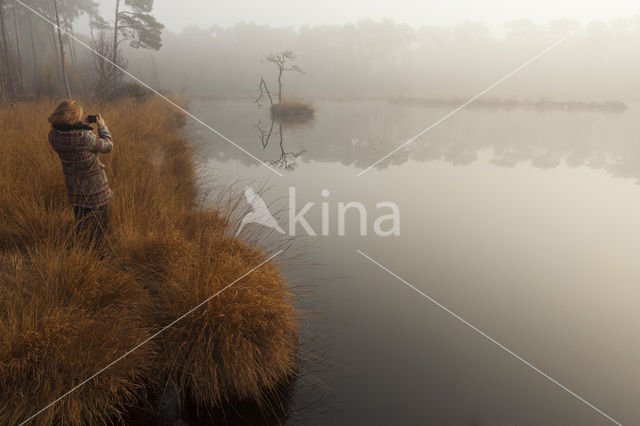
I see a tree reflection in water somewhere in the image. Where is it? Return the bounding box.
[256,119,306,172]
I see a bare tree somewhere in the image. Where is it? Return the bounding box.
[254,76,274,107]
[264,50,304,103]
[92,31,125,101]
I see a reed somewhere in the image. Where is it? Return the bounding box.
[0,97,297,425]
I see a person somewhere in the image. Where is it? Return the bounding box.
[48,99,114,246]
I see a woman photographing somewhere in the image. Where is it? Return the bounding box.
[48,100,114,246]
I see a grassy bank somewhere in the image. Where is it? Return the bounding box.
[0,98,297,425]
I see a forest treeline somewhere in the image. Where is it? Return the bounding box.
[126,18,640,102]
[0,0,162,102]
[1,2,639,103]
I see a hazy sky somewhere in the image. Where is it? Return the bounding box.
[98,0,640,33]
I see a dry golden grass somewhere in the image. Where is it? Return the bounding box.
[0,97,297,425]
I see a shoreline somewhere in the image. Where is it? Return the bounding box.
[0,96,298,425]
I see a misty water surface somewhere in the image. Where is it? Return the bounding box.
[186,99,640,425]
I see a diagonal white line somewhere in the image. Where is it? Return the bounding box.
[18,250,283,426]
[356,20,591,176]
[356,249,622,426]
[15,0,283,177]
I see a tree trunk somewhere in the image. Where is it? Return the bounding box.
[112,0,120,64]
[66,17,78,72]
[89,15,94,45]
[67,19,84,95]
[0,72,5,101]
[47,1,59,66]
[53,0,71,97]
[27,12,37,90]
[0,0,16,99]
[151,55,158,84]
[277,68,282,103]
[110,0,120,94]
[11,0,22,90]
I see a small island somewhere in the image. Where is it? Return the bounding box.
[255,50,315,124]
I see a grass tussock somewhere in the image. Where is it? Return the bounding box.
[270,101,315,124]
[0,97,297,425]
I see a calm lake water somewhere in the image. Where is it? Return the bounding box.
[186,99,640,425]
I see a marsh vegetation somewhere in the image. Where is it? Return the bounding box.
[0,97,298,425]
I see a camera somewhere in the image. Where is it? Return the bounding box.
[86,115,98,123]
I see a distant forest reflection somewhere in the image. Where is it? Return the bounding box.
[190,99,640,182]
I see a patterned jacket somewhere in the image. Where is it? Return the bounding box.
[48,124,113,208]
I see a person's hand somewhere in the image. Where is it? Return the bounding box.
[96,114,106,127]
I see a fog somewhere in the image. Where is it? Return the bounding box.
[121,17,640,102]
[114,0,637,34]
[5,1,640,424]
[7,2,640,102]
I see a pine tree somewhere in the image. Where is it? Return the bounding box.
[113,0,164,64]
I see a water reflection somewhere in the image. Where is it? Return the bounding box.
[125,374,304,425]
[256,119,306,171]
[182,376,297,426]
[190,100,640,182]
[186,99,640,424]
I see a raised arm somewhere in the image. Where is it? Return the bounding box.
[84,115,113,153]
